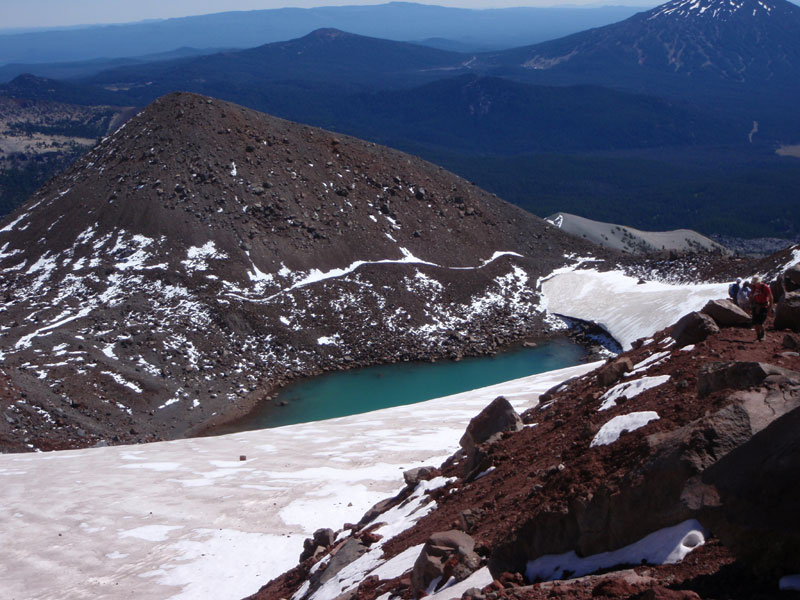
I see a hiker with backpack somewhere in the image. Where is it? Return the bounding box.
[749,275,774,341]
[736,281,751,311]
[728,277,742,302]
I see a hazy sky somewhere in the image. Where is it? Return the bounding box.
[2,0,658,29]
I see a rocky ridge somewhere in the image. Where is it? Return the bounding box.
[0,92,616,452]
[250,257,800,600]
[546,212,730,256]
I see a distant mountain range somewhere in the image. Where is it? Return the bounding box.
[0,2,643,68]
[68,0,800,137]
[480,0,800,134]
[488,0,800,87]
[0,47,231,83]
[82,28,469,95]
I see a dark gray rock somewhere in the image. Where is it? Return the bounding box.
[463,445,493,481]
[783,334,800,350]
[358,496,400,527]
[785,263,800,292]
[697,361,800,398]
[299,528,336,562]
[313,528,336,548]
[700,299,751,328]
[774,291,800,332]
[459,508,483,533]
[308,538,369,593]
[299,539,325,562]
[537,377,577,404]
[671,311,719,348]
[411,531,481,594]
[596,357,634,387]
[699,405,800,577]
[459,396,522,454]
[403,465,437,488]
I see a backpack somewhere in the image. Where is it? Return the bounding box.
[728,282,740,300]
[751,283,771,306]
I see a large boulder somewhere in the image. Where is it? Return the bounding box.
[537,376,579,404]
[784,334,800,350]
[699,405,800,577]
[358,496,401,527]
[697,361,800,398]
[411,531,481,594]
[785,263,800,292]
[596,357,634,387]
[700,299,751,328]
[771,277,787,304]
[299,527,337,561]
[671,312,719,348]
[774,290,800,332]
[459,396,522,454]
[307,538,369,595]
[403,465,438,488]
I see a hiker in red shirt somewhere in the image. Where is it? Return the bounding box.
[749,275,774,341]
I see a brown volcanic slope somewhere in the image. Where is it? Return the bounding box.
[253,298,800,600]
[0,92,610,452]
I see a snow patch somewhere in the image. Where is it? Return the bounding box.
[591,411,660,447]
[14,307,92,350]
[183,241,227,274]
[526,519,707,581]
[628,352,671,375]
[599,376,670,411]
[541,269,726,350]
[102,371,143,393]
[317,335,342,346]
[115,235,163,271]
[428,567,493,600]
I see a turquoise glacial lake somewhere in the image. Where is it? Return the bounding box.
[222,337,587,432]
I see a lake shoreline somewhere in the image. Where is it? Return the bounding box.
[197,329,607,438]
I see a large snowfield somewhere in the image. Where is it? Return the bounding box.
[0,269,729,599]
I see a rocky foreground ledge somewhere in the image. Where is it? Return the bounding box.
[251,264,800,600]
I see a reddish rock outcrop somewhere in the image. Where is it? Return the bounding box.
[250,307,800,600]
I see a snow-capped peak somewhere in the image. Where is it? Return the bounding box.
[648,0,775,20]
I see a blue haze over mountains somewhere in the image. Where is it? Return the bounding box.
[0,3,643,71]
[1,0,799,240]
